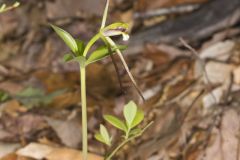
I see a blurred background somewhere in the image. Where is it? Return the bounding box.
[0,0,240,159]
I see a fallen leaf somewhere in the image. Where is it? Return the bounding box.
[45,117,82,148]
[202,61,235,84]
[16,143,103,160]
[233,66,240,84]
[198,109,240,160]
[200,40,235,61]
[0,143,20,158]
[46,148,103,160]
[16,143,54,159]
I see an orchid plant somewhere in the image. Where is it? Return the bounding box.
[51,0,150,159]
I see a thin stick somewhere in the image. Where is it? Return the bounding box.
[106,37,145,101]
[108,45,125,93]
[179,37,217,103]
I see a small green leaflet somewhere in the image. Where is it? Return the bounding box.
[51,24,78,54]
[86,45,127,65]
[100,124,111,146]
[131,109,144,128]
[95,133,106,144]
[104,115,127,132]
[124,101,137,129]
[63,53,74,62]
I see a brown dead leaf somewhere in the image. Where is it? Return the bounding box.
[16,143,103,160]
[45,116,82,148]
[143,43,171,66]
[0,81,23,95]
[46,148,103,160]
[51,92,80,109]
[197,109,240,160]
[16,143,54,159]
[234,66,240,84]
[0,143,20,159]
[0,100,27,117]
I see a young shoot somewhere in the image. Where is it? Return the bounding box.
[95,101,153,160]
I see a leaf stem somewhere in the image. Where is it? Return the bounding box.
[105,121,153,160]
[80,66,88,160]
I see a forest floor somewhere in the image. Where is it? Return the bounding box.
[0,0,240,159]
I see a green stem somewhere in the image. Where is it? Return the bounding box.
[83,33,100,57]
[105,139,128,160]
[80,66,88,160]
[105,121,153,160]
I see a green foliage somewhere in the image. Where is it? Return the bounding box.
[86,45,126,65]
[51,25,78,53]
[104,115,127,132]
[95,101,146,145]
[95,124,111,146]
[15,87,66,108]
[124,101,137,129]
[51,23,128,67]
[95,101,152,160]
[0,90,9,102]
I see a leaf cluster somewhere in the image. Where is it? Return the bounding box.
[50,22,128,68]
[94,101,144,146]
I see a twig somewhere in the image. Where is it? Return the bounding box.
[179,37,217,104]
[134,4,200,19]
[106,37,145,101]
[106,40,125,94]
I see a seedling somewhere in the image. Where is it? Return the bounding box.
[51,0,147,159]
[95,101,152,160]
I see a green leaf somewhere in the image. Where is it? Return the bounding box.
[95,133,106,144]
[123,101,137,129]
[100,124,111,146]
[15,87,66,109]
[104,115,127,132]
[51,24,78,53]
[131,109,144,128]
[0,90,9,102]
[86,45,127,65]
[63,53,74,62]
[75,39,85,56]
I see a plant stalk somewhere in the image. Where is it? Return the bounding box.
[105,139,128,160]
[80,66,88,160]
